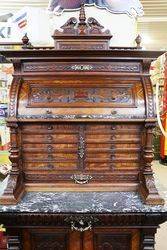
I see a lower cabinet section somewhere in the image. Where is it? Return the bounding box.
[22,228,140,250]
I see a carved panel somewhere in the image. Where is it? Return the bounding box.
[27,85,134,107]
[1,213,165,228]
[31,230,68,250]
[94,233,131,250]
[9,77,22,117]
[58,43,107,50]
[23,62,140,73]
[143,77,154,118]
[17,79,146,120]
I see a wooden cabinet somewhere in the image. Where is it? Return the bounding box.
[0,7,164,205]
[0,6,166,250]
[23,228,139,250]
[2,211,166,250]
[0,4,164,205]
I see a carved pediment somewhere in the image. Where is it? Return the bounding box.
[52,4,112,50]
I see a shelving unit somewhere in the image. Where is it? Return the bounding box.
[0,63,12,176]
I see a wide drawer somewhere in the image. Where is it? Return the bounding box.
[24,171,139,183]
[24,162,139,171]
[21,123,141,133]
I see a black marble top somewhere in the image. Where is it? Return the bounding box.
[0,191,166,214]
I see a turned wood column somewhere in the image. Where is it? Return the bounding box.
[141,228,157,250]
[7,236,21,250]
[139,123,164,205]
[0,122,25,204]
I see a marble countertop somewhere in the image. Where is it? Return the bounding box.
[0,191,166,214]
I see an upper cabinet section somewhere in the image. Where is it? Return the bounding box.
[16,78,145,121]
[0,4,164,122]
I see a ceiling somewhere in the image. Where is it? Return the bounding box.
[0,0,166,49]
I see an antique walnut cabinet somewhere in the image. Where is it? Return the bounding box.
[0,5,166,250]
[0,5,164,206]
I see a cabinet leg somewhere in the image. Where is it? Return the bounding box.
[7,236,21,250]
[141,228,157,250]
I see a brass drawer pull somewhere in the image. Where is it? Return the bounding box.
[71,64,93,71]
[47,135,53,141]
[47,164,54,170]
[71,174,92,185]
[78,136,85,159]
[47,125,53,130]
[47,145,54,152]
[71,219,92,232]
[47,154,54,160]
[111,125,116,130]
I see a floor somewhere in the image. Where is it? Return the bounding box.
[0,161,166,249]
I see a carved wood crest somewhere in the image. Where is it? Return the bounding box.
[52,3,112,50]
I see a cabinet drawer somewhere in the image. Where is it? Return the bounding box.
[24,171,139,184]
[22,123,79,134]
[22,134,78,144]
[21,122,142,189]
[24,162,78,171]
[23,152,78,161]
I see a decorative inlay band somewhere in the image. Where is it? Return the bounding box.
[17,114,145,120]
[23,62,140,73]
[28,86,133,106]
[78,136,85,159]
[144,78,154,118]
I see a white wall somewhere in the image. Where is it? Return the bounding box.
[3,6,137,46]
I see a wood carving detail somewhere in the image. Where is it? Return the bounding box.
[0,213,166,228]
[9,77,22,117]
[139,123,164,205]
[95,233,131,250]
[141,229,157,250]
[144,77,154,118]
[52,4,112,50]
[59,43,106,50]
[23,62,140,73]
[28,86,133,106]
[31,231,68,250]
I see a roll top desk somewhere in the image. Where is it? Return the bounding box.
[0,5,164,206]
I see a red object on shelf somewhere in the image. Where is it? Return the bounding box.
[0,232,7,249]
[160,54,167,164]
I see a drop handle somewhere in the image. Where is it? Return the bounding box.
[47,145,54,153]
[47,125,53,130]
[71,220,92,232]
[71,174,92,185]
[47,164,54,170]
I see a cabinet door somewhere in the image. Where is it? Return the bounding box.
[83,229,140,250]
[23,229,82,250]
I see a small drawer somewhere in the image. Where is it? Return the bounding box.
[24,162,78,171]
[22,134,78,144]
